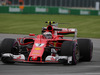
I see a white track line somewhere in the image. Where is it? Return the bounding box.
[85,73,100,75]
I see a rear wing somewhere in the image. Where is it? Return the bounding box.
[57,28,77,40]
[57,28,77,35]
[42,26,77,37]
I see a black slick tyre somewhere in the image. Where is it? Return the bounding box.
[77,39,93,61]
[0,38,19,64]
[60,41,79,65]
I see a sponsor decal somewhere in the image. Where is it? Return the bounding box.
[35,7,48,12]
[17,56,21,59]
[9,7,21,12]
[54,42,56,47]
[51,57,55,61]
[35,47,41,50]
[45,56,56,61]
[98,11,100,15]
[69,28,75,32]
[80,10,90,15]
[59,8,69,14]
[35,43,44,47]
[13,54,25,60]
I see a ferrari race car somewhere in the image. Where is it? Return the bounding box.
[0,21,93,65]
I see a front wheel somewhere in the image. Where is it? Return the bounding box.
[60,41,79,65]
[0,38,19,64]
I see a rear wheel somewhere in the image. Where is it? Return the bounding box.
[0,38,19,64]
[60,41,79,65]
[77,39,93,61]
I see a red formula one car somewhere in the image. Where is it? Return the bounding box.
[0,21,93,65]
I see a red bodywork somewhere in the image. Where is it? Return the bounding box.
[17,23,77,63]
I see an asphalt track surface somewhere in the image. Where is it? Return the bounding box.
[0,34,100,75]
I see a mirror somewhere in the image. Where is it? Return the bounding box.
[29,33,35,36]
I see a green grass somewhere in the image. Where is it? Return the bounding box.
[0,14,100,38]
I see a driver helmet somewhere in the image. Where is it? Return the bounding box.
[43,32,52,39]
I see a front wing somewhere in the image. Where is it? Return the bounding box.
[1,53,72,64]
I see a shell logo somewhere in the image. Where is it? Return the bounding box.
[35,47,41,50]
